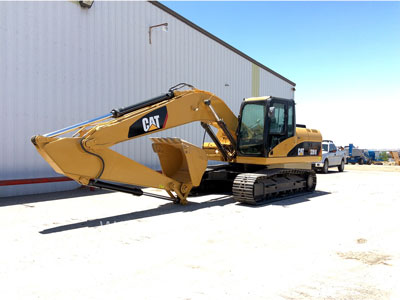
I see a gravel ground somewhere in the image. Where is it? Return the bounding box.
[1,165,399,299]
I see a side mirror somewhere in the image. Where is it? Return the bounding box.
[268,107,275,118]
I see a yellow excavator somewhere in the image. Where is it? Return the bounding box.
[31,83,322,205]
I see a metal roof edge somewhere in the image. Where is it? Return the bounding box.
[149,1,296,87]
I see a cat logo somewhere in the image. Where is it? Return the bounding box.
[128,106,168,138]
[298,148,304,156]
[142,115,160,132]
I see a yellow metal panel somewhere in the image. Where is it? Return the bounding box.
[252,64,260,97]
[268,128,322,158]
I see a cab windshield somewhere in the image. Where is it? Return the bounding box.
[238,103,266,155]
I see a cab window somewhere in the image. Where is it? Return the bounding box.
[238,103,266,155]
[269,103,285,134]
[268,101,292,152]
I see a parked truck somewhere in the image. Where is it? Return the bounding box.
[345,144,374,165]
[312,140,346,173]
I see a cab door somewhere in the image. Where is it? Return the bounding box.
[266,99,295,155]
[236,101,267,157]
[329,143,340,165]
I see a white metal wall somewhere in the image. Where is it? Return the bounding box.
[0,1,295,197]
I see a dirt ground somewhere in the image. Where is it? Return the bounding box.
[344,163,400,172]
[0,165,399,299]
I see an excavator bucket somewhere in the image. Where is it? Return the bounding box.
[150,137,208,187]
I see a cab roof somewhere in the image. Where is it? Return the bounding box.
[244,96,272,102]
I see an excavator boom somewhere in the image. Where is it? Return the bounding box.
[32,86,238,204]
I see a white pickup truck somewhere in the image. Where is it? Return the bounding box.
[312,140,346,173]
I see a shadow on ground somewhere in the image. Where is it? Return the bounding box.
[40,190,330,235]
[0,187,111,207]
[266,190,330,207]
[315,170,349,175]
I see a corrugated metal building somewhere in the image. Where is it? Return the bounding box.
[0,1,295,197]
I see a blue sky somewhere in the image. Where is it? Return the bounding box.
[162,1,400,149]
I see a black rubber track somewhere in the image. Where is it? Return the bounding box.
[232,169,316,205]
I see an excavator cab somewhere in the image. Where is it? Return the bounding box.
[237,97,295,157]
